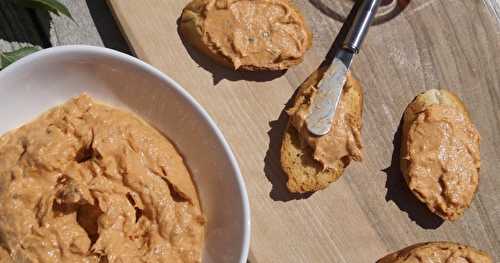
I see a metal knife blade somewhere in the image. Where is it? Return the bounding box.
[305,49,353,136]
[304,0,380,136]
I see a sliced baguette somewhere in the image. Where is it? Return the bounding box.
[281,70,363,193]
[179,0,312,71]
[377,242,492,263]
[401,89,480,220]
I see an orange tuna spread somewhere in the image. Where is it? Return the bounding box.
[288,77,362,170]
[405,104,480,220]
[201,0,310,69]
[0,95,204,262]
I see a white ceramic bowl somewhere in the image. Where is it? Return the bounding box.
[0,45,250,263]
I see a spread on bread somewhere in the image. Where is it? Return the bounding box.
[180,0,312,70]
[281,71,363,193]
[288,75,363,170]
[401,89,480,220]
[0,95,204,262]
[377,242,492,263]
[406,104,480,219]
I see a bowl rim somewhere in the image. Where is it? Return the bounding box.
[0,45,251,263]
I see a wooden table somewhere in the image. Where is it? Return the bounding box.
[1,1,499,262]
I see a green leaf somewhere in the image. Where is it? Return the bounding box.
[13,0,73,20]
[0,47,41,70]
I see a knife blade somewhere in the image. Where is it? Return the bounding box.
[305,0,381,136]
[305,49,353,136]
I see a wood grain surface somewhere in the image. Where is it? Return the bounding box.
[107,0,499,262]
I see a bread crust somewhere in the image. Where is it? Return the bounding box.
[280,71,363,193]
[376,242,492,263]
[400,89,479,220]
[179,0,312,71]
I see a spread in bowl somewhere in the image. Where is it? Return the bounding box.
[0,95,205,262]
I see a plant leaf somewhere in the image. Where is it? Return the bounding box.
[0,47,41,70]
[14,0,73,20]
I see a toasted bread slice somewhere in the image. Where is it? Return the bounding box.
[179,0,312,71]
[281,71,363,193]
[377,242,492,263]
[401,89,480,220]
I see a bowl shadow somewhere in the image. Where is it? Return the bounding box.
[382,116,444,229]
[176,18,286,86]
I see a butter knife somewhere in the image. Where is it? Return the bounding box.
[306,0,381,136]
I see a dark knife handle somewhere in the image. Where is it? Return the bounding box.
[343,0,382,53]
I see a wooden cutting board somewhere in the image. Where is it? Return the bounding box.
[107,0,500,262]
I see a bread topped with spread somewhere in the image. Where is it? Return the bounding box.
[179,0,312,71]
[401,89,481,220]
[377,242,492,263]
[281,69,363,193]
